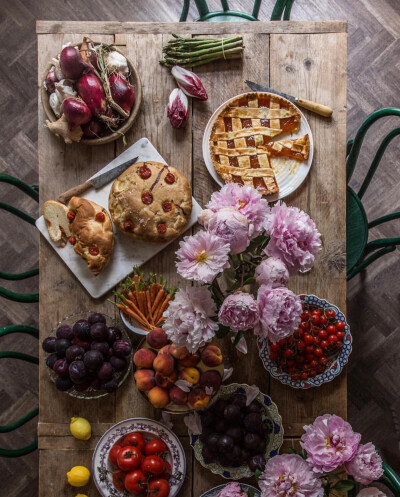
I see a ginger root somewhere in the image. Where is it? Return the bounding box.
[46,115,83,144]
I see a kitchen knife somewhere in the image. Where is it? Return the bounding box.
[245,80,333,118]
[58,156,139,204]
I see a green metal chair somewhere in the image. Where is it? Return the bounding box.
[0,174,39,457]
[346,108,400,280]
[179,0,294,22]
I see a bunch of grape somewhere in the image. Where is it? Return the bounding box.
[42,312,132,393]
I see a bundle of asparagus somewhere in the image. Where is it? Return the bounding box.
[160,34,244,68]
[112,267,176,331]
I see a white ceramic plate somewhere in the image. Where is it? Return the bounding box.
[201,483,261,497]
[36,137,202,298]
[93,418,186,497]
[202,92,314,201]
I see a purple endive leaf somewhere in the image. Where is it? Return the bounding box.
[171,66,208,101]
[167,88,189,129]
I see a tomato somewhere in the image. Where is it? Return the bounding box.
[328,334,338,343]
[117,446,143,472]
[157,223,167,234]
[300,311,310,321]
[336,341,343,349]
[313,337,320,346]
[287,336,294,345]
[296,341,305,351]
[300,372,308,380]
[305,345,314,355]
[112,470,127,490]
[269,352,278,361]
[320,340,329,349]
[303,363,310,371]
[145,438,168,456]
[278,338,287,347]
[314,347,323,357]
[284,349,294,358]
[319,356,328,365]
[109,443,123,467]
[141,192,153,205]
[124,220,134,232]
[309,369,317,378]
[311,314,320,325]
[305,354,314,362]
[304,334,313,345]
[291,373,300,381]
[160,461,172,481]
[327,325,337,335]
[300,321,310,331]
[310,360,318,368]
[139,165,152,179]
[336,320,345,331]
[148,478,170,497]
[165,172,175,184]
[287,359,295,368]
[141,455,165,476]
[337,331,345,340]
[318,329,328,339]
[326,309,336,318]
[95,212,105,222]
[123,432,146,451]
[316,365,325,373]
[295,355,305,364]
[124,469,147,495]
[270,343,280,352]
[319,315,327,326]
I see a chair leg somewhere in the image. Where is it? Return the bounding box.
[347,246,396,280]
[252,0,262,19]
[179,0,191,21]
[271,0,287,20]
[283,0,294,20]
[0,286,39,303]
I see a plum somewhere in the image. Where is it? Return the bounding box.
[201,411,215,428]
[83,350,104,371]
[42,336,56,353]
[46,353,58,369]
[69,360,88,383]
[101,378,118,392]
[55,376,73,391]
[97,362,114,381]
[231,446,242,467]
[72,319,91,339]
[205,433,220,453]
[107,326,122,344]
[244,413,263,433]
[246,400,261,413]
[91,378,102,390]
[241,448,251,464]
[113,339,132,357]
[223,403,242,423]
[65,345,85,362]
[217,434,234,453]
[243,433,263,453]
[55,338,71,357]
[56,324,74,340]
[210,399,227,416]
[232,394,247,411]
[90,341,109,356]
[109,356,127,372]
[88,312,106,324]
[53,358,69,377]
[90,322,108,341]
[214,419,226,433]
[248,454,266,472]
[202,445,215,464]
[225,426,244,444]
[218,452,234,467]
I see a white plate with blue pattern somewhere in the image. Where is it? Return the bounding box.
[201,483,261,497]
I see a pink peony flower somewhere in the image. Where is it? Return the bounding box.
[198,208,214,227]
[217,482,246,497]
[163,286,218,353]
[206,207,253,254]
[218,292,259,331]
[176,231,230,284]
[344,443,384,485]
[300,414,361,473]
[264,202,322,274]
[255,257,290,288]
[356,489,387,497]
[254,286,302,343]
[259,453,324,497]
[206,183,269,236]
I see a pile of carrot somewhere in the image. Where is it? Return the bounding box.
[113,268,176,331]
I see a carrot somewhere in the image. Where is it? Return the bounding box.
[154,294,171,325]
[136,290,147,316]
[146,290,154,325]
[122,301,152,329]
[151,288,165,314]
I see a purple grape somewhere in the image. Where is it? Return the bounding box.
[72,319,91,339]
[53,358,69,377]
[109,356,127,372]
[83,350,104,371]
[90,341,109,356]
[56,324,74,340]
[42,336,56,353]
[101,378,118,392]
[107,326,122,344]
[90,322,108,341]
[248,454,266,472]
[113,339,132,357]
[65,345,85,362]
[55,338,71,357]
[97,362,114,381]
[88,312,106,325]
[69,360,87,383]
[55,376,73,391]
[218,435,234,453]
[46,353,58,369]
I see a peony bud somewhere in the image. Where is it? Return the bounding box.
[167,88,189,129]
[171,66,208,101]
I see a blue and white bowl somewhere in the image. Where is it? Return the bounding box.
[258,294,352,389]
[93,418,186,497]
[201,483,261,497]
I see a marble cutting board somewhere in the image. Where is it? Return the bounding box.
[36,137,202,298]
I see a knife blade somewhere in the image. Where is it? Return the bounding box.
[245,80,333,118]
[58,156,139,204]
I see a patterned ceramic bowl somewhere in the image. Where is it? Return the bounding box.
[93,418,186,497]
[258,294,352,389]
[188,383,284,480]
[200,483,261,497]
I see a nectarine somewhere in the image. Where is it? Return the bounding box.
[201,344,223,367]
[134,369,155,391]
[133,348,156,368]
[148,386,170,408]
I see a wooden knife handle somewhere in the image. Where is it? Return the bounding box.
[58,181,93,205]
[297,98,333,118]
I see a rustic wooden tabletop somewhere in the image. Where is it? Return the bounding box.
[37,20,347,497]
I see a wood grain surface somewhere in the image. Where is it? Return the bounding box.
[37,21,347,497]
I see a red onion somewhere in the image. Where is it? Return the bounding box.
[45,69,57,93]
[77,74,107,116]
[82,119,105,138]
[60,46,90,80]
[109,74,135,116]
[61,97,92,131]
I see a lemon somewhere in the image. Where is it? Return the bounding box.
[70,417,92,441]
[75,494,88,497]
[66,466,90,487]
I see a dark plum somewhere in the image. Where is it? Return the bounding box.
[241,448,251,464]
[90,322,108,341]
[109,356,127,372]
[201,411,215,428]
[243,433,263,453]
[91,378,102,390]
[217,435,234,453]
[83,350,104,371]
[72,337,91,350]
[97,362,114,381]
[246,400,261,413]
[42,336,56,353]
[205,433,220,453]
[55,338,71,357]
[107,326,122,344]
[201,446,215,464]
[218,452,234,467]
[232,394,247,411]
[55,376,73,391]
[226,426,244,444]
[113,339,132,357]
[223,403,242,423]
[231,446,242,467]
[88,312,106,325]
[214,419,226,433]
[101,378,118,392]
[53,358,69,377]
[74,379,92,392]
[46,353,58,369]
[107,348,114,358]
[244,413,263,433]
[72,319,91,339]
[90,341,109,356]
[248,454,266,472]
[69,360,88,383]
[56,324,74,340]
[65,345,85,362]
[211,399,227,416]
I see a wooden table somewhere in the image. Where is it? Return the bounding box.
[37,20,347,497]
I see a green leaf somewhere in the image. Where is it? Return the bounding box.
[247,489,255,497]
[333,480,355,492]
[233,330,244,346]
[288,448,297,454]
[300,449,307,459]
[254,468,262,482]
[243,277,255,286]
[215,325,230,339]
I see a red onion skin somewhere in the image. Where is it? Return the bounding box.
[45,69,57,93]
[82,119,105,138]
[109,74,135,116]
[60,46,90,80]
[77,74,107,116]
[61,97,92,131]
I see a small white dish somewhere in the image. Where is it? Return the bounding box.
[119,309,148,336]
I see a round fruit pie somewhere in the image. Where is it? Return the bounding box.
[108,161,192,243]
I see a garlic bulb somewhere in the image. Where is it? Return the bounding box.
[55,80,77,102]
[49,92,62,117]
[52,58,65,81]
[106,51,129,77]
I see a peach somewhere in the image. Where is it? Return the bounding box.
[134,369,155,391]
[188,388,210,410]
[148,386,170,409]
[153,353,175,375]
[155,370,177,389]
[158,344,172,355]
[201,345,223,367]
[179,367,200,385]
[133,348,156,368]
[199,370,222,392]
[146,327,169,349]
[178,352,200,367]
[170,343,190,360]
[169,385,188,405]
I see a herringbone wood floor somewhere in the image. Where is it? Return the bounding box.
[1,1,399,495]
